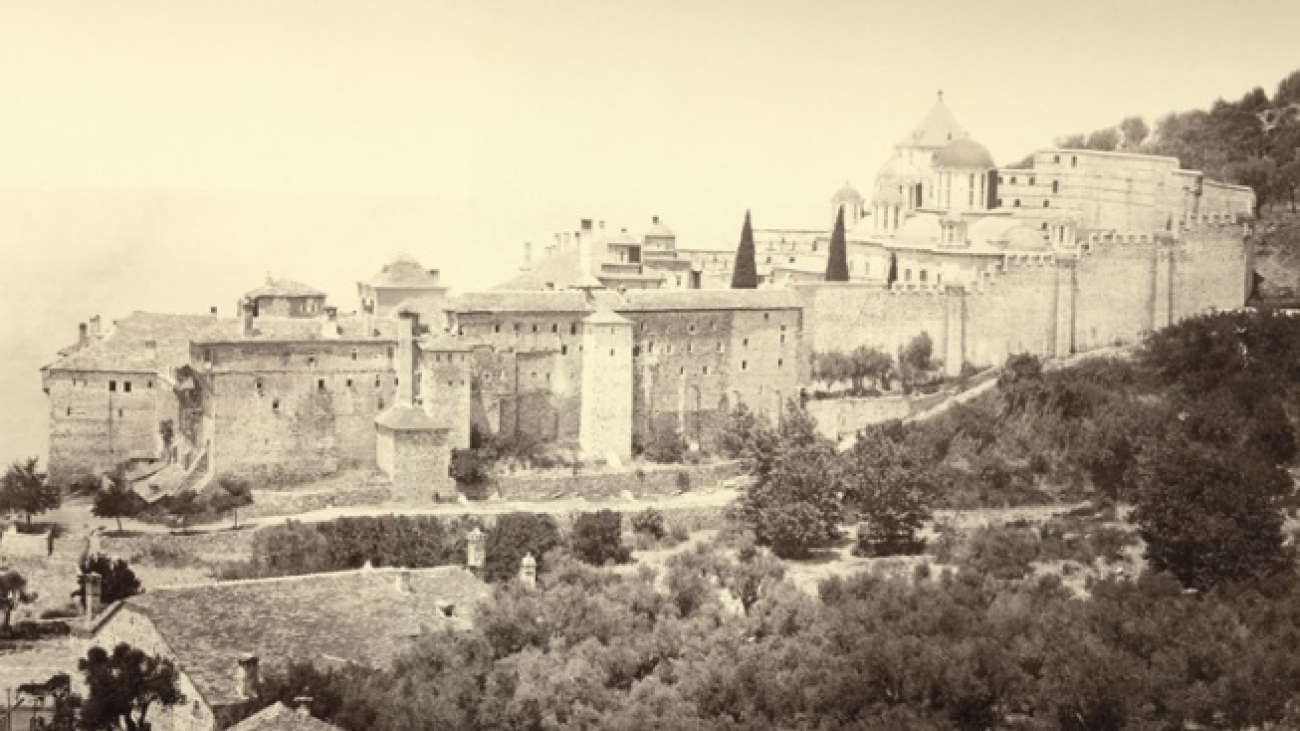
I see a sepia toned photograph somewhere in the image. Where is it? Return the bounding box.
[2,1,1300,729]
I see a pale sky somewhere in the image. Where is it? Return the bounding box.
[2,0,1298,464]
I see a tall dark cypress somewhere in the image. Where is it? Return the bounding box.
[825,206,849,282]
[731,210,759,289]
[887,251,899,286]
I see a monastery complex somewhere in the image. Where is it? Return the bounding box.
[40,96,1256,502]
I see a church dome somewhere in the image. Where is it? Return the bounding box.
[934,138,995,169]
[645,216,675,238]
[833,183,863,202]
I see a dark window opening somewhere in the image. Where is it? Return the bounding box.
[109,381,117,392]
[273,399,280,412]
[317,379,326,392]
[124,381,132,393]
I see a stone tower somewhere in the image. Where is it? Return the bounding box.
[420,333,472,450]
[579,306,633,462]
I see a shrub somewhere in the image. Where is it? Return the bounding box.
[962,524,1041,580]
[645,429,689,464]
[40,603,81,620]
[668,522,691,545]
[631,508,666,540]
[451,449,493,487]
[571,510,633,566]
[485,513,563,583]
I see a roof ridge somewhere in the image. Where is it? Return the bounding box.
[146,564,472,592]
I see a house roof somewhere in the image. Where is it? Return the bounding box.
[98,566,489,707]
[45,313,233,374]
[229,703,343,731]
[192,315,395,345]
[451,290,624,314]
[244,278,326,299]
[494,248,607,292]
[618,288,802,312]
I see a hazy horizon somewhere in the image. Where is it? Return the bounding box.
[3,0,1299,466]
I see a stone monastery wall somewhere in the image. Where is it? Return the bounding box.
[44,370,163,484]
[798,217,1251,372]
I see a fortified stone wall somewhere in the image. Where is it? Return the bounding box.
[45,370,162,484]
[492,459,747,500]
[795,282,948,363]
[1171,218,1252,321]
[964,257,1060,366]
[1072,233,1162,351]
[200,341,395,480]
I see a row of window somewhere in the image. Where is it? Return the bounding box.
[202,347,393,367]
[998,198,1053,208]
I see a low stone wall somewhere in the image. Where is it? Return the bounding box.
[807,391,951,439]
[0,526,51,557]
[492,460,748,501]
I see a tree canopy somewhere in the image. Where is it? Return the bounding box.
[0,457,60,527]
[78,643,184,731]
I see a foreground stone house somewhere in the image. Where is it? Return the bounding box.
[75,566,489,731]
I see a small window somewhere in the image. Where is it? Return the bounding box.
[561,345,569,356]
[147,380,153,389]
[124,381,132,393]
[742,360,748,371]
[717,342,724,353]
[571,323,578,335]
[679,367,685,375]
[780,334,786,344]
[531,324,538,333]
[66,407,71,416]
[117,409,123,418]
[997,198,1003,207]
[1013,199,1021,207]
[551,323,558,333]
[351,348,358,361]
[1028,176,1035,185]
[272,398,280,413]
[1052,180,1059,194]
[1053,154,1060,163]
[764,313,770,321]
[514,323,521,333]
[778,359,784,368]
[609,349,615,357]
[255,379,264,395]
[1010,176,1017,184]
[308,356,316,367]
[109,380,117,392]
[374,375,381,388]
[317,379,326,392]
[494,324,501,334]
[378,397,385,410]
[1071,156,1077,168]
[1043,200,1050,208]
[702,366,709,375]
[346,378,353,388]
[688,324,695,334]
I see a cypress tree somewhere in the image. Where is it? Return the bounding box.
[731,210,759,289]
[886,252,899,286]
[825,206,849,282]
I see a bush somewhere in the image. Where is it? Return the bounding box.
[40,603,81,620]
[645,429,689,464]
[631,508,666,540]
[571,511,633,566]
[485,513,563,583]
[962,524,1041,580]
[451,449,493,488]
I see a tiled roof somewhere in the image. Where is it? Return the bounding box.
[46,313,232,374]
[451,290,624,314]
[367,255,444,289]
[104,566,489,706]
[493,248,607,292]
[193,315,395,344]
[618,288,803,312]
[229,703,343,731]
[244,278,326,299]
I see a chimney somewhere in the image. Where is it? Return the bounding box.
[396,310,418,407]
[210,306,218,317]
[522,242,533,270]
[83,571,102,629]
[395,568,412,594]
[89,315,102,339]
[362,299,376,337]
[466,527,485,572]
[235,655,260,700]
[599,220,605,233]
[581,218,593,233]
[653,215,660,225]
[519,552,537,589]
[78,323,88,350]
[241,299,257,337]
[321,306,340,339]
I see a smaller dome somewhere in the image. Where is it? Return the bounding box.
[646,216,675,238]
[833,182,863,202]
[934,138,995,169]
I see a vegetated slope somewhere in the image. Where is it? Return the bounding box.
[1252,210,1300,302]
